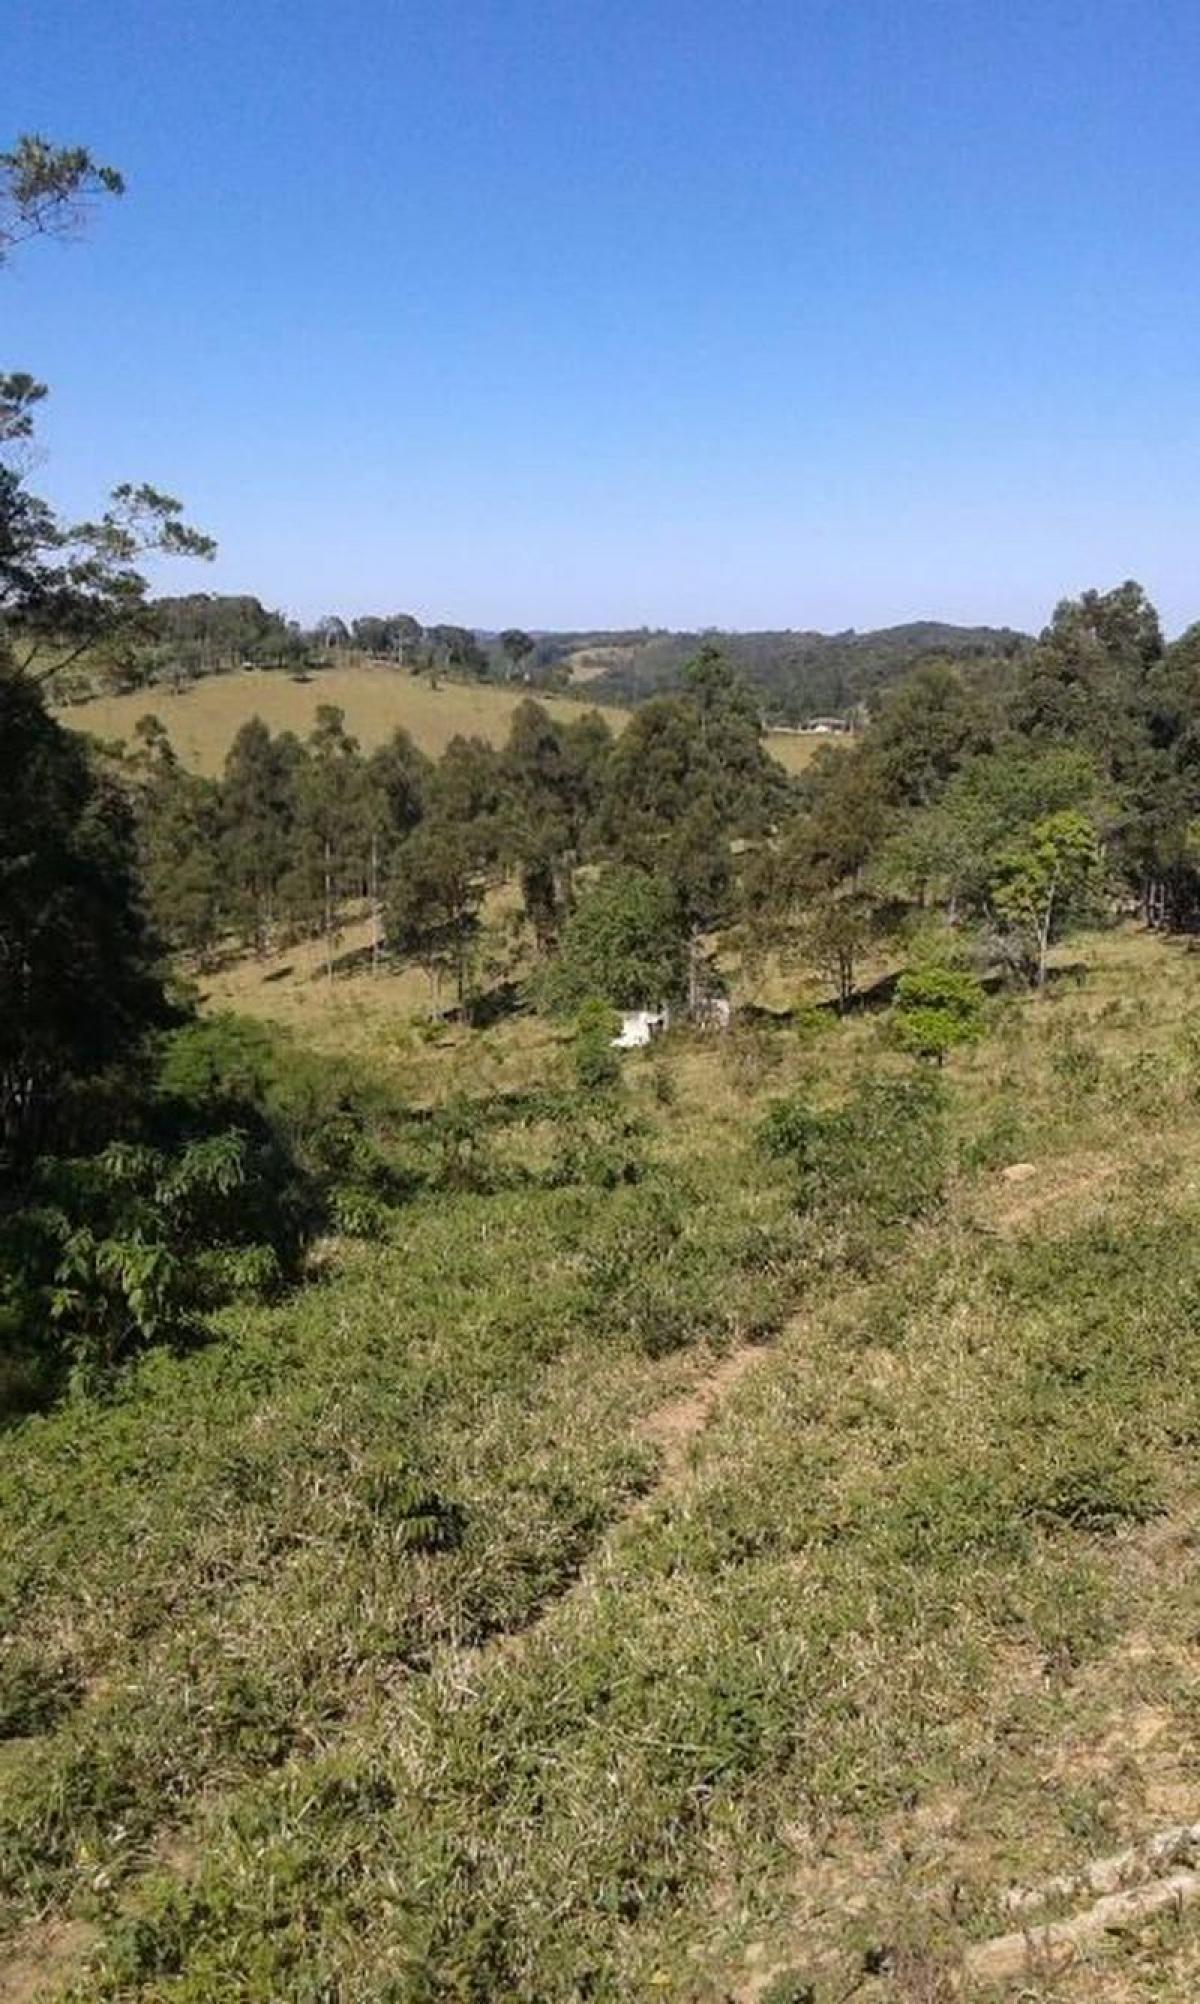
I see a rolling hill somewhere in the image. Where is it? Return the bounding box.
[56,662,827,776]
[550,619,1030,720]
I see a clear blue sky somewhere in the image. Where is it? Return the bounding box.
[7,0,1200,634]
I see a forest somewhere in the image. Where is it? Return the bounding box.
[9,132,1200,2004]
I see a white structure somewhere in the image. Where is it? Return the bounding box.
[613,1006,670,1050]
[695,995,732,1032]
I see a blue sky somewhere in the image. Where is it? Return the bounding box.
[7,0,1200,633]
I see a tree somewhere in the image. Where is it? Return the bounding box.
[870,660,993,809]
[0,136,211,1167]
[989,809,1102,988]
[498,628,535,680]
[2,142,213,687]
[0,671,167,1169]
[431,735,506,869]
[892,964,986,1066]
[1,134,123,265]
[599,653,787,868]
[286,707,370,977]
[877,745,1101,920]
[364,727,433,970]
[314,615,350,653]
[800,893,874,1012]
[502,700,580,951]
[542,869,688,1014]
[386,824,483,1010]
[367,727,432,850]
[1011,581,1163,783]
[137,760,227,963]
[426,624,486,676]
[220,718,300,950]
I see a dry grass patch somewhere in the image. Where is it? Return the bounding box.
[58,665,630,774]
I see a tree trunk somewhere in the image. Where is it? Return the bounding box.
[370,832,381,976]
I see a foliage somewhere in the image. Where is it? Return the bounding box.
[0,133,123,264]
[541,868,689,1013]
[0,1012,417,1409]
[989,808,1103,987]
[892,962,987,1064]
[0,670,169,1170]
[1,1130,274,1389]
[572,998,621,1093]
[759,1072,948,1226]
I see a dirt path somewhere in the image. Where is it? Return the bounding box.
[447,1335,779,1685]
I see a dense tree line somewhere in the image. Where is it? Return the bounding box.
[744,580,1200,1003]
[52,593,1030,725]
[131,647,790,1008]
[118,579,1200,1025]
[52,594,559,701]
[548,618,1030,723]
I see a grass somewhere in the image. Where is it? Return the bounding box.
[5,928,1200,1999]
[55,661,826,777]
[56,665,629,774]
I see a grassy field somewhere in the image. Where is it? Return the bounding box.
[6,929,1200,2000]
[55,664,826,776]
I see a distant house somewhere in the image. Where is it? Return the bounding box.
[805,716,851,734]
[613,1006,670,1049]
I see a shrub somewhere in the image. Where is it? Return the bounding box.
[892,964,986,1066]
[759,1074,948,1226]
[572,999,621,1095]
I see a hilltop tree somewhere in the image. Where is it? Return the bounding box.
[499,628,535,680]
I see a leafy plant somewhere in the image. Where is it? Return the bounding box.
[892,963,986,1066]
[759,1073,948,1226]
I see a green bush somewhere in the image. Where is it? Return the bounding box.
[572,999,621,1094]
[759,1073,948,1226]
[0,1014,422,1408]
[892,963,986,1066]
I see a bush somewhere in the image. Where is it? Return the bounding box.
[759,1074,948,1226]
[572,999,621,1095]
[0,1014,420,1408]
[892,964,986,1066]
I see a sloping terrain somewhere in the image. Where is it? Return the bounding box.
[3,932,1200,1999]
[55,666,631,775]
[55,663,826,778]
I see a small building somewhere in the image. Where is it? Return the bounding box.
[613,1006,670,1049]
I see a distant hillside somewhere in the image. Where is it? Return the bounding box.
[547,621,1031,721]
[58,661,827,778]
[59,665,630,777]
